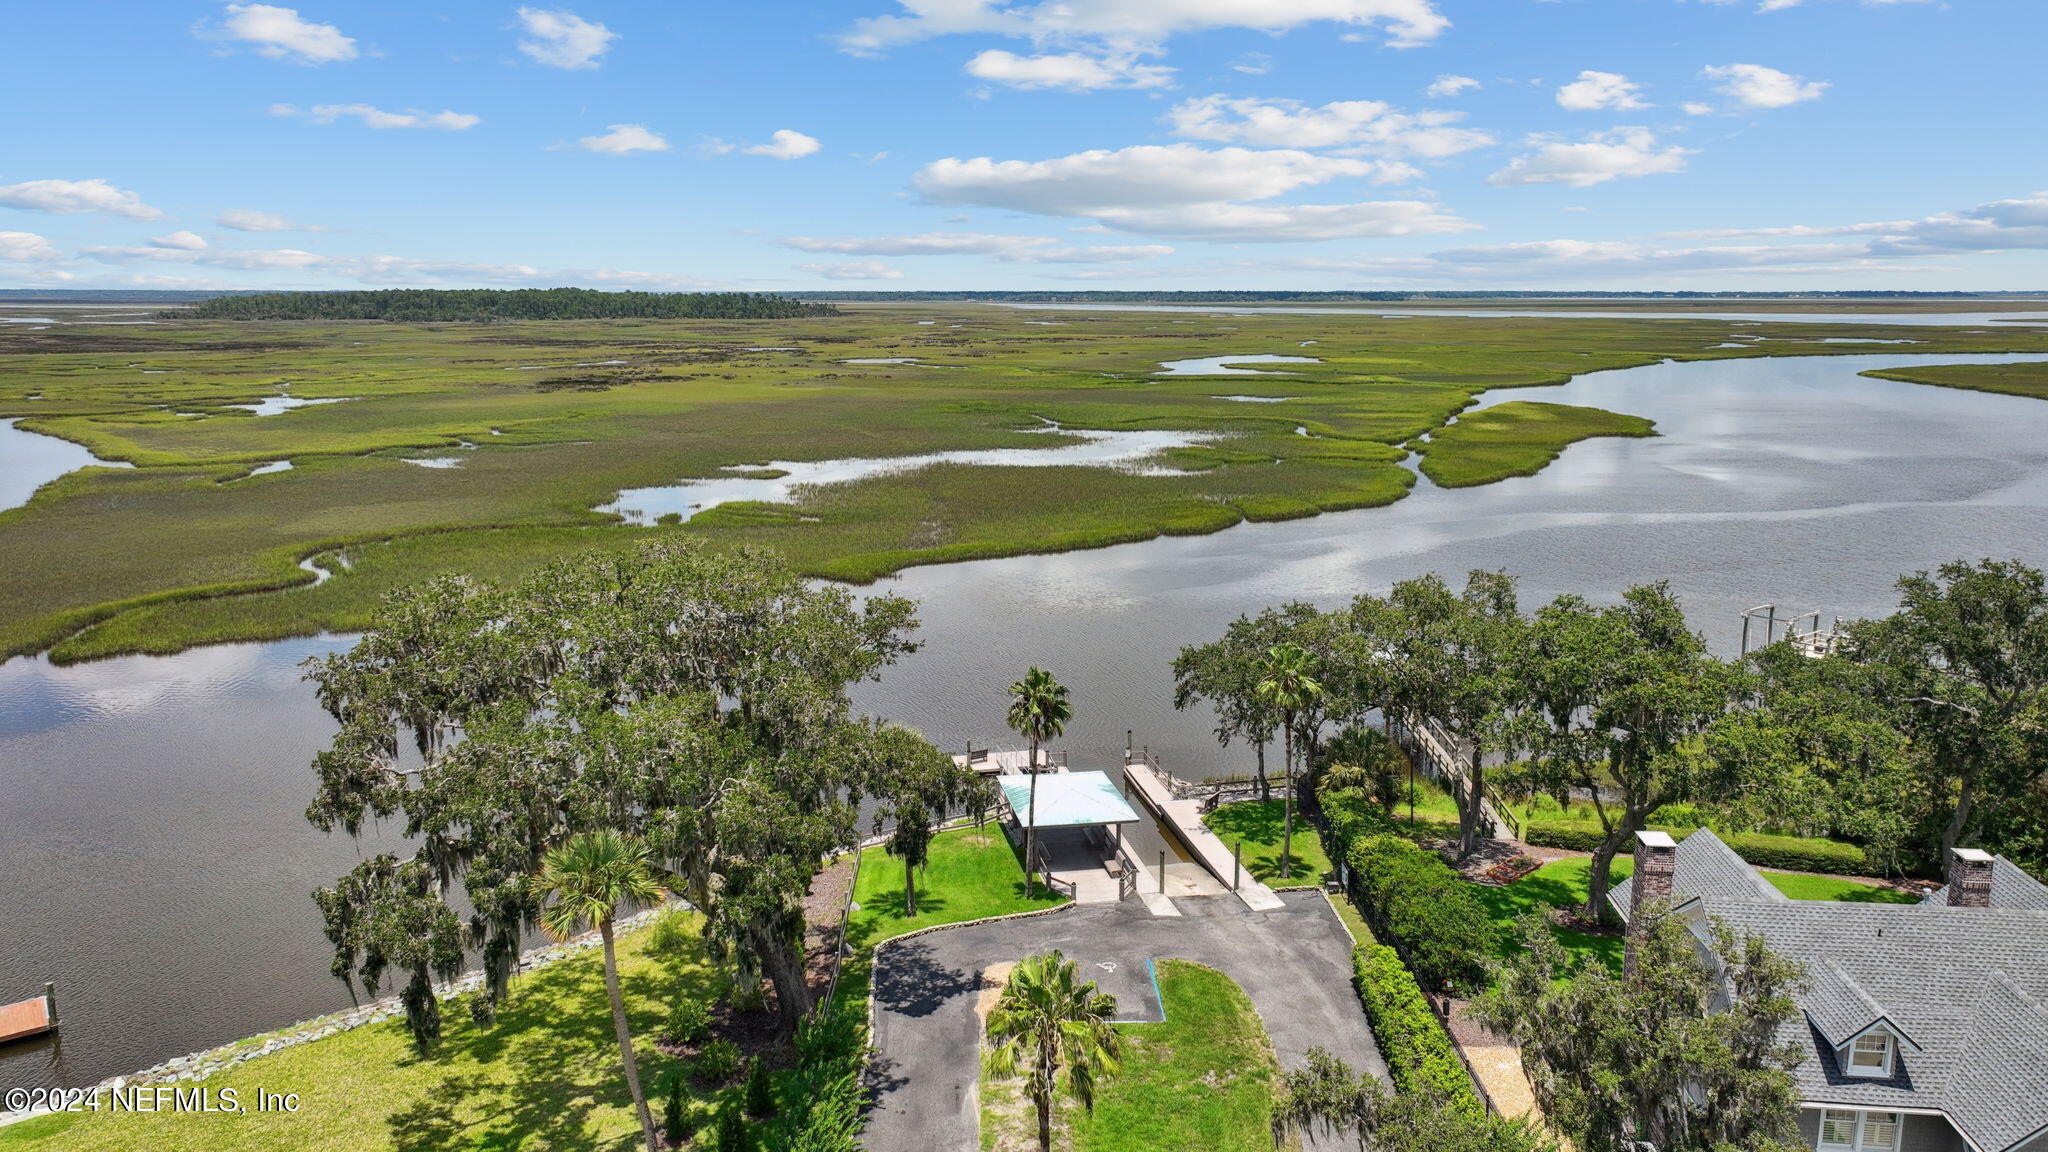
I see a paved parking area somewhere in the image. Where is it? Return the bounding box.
[862,890,1383,1151]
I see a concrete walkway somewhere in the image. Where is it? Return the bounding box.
[863,891,1382,1151]
[1123,759,1284,910]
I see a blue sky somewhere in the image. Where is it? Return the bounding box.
[3,0,2044,291]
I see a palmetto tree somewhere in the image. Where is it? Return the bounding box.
[986,950,1124,1152]
[1256,644,1325,880]
[1007,667,1071,897]
[536,830,668,1152]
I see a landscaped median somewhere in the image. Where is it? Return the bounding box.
[978,960,1288,1152]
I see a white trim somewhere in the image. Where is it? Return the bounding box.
[1799,1105,1984,1152]
[1816,1108,1904,1152]
[1844,1029,1896,1078]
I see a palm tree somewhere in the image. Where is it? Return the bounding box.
[1007,667,1071,898]
[1256,644,1324,880]
[986,950,1123,1152]
[536,830,668,1152]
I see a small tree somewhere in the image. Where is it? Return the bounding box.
[713,1102,754,1152]
[986,950,1123,1152]
[743,1055,777,1118]
[662,1071,690,1148]
[1475,907,1808,1152]
[1007,668,1072,897]
[866,722,976,917]
[1256,643,1325,879]
[536,831,669,1152]
[1272,1048,1556,1152]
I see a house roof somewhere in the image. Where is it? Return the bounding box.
[1923,853,2048,912]
[1608,827,1789,915]
[1614,830,2048,1152]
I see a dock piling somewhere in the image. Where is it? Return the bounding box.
[43,982,55,1026]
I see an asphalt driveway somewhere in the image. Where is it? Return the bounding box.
[862,890,1384,1151]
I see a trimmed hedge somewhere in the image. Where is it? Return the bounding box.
[1348,835,1499,991]
[1352,943,1483,1117]
[1521,819,1867,875]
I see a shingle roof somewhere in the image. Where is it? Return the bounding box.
[1923,853,2048,911]
[1617,831,2048,1152]
[1608,827,1789,918]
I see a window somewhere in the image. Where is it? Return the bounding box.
[1819,1109,1903,1152]
[1848,1030,1895,1077]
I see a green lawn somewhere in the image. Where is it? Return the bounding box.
[980,961,1288,1152]
[1,914,722,1152]
[1476,856,1917,972]
[1201,801,1333,885]
[846,824,1067,948]
[5,825,1060,1152]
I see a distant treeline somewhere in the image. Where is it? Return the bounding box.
[783,289,2045,302]
[174,288,838,322]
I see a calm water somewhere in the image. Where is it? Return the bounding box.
[6,349,2048,1089]
[0,420,131,512]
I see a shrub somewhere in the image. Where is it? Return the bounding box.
[772,1006,869,1151]
[1351,943,1482,1115]
[663,1071,693,1147]
[1347,835,1497,991]
[1521,819,1868,875]
[668,997,712,1046]
[743,1056,778,1118]
[648,909,694,958]
[714,1102,755,1152]
[693,1038,743,1085]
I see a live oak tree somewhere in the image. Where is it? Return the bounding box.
[1173,610,1289,799]
[1841,558,2048,862]
[1476,908,1808,1152]
[305,539,935,1040]
[1515,584,1739,919]
[1359,571,1527,858]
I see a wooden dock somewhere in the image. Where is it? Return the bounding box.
[0,988,55,1044]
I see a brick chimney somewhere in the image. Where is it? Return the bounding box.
[1625,831,1679,977]
[1948,847,1995,908]
[1631,831,1679,919]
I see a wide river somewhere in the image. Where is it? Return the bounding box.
[6,347,2048,1089]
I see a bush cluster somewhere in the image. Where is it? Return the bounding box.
[1347,835,1498,991]
[1350,943,1483,1115]
[1521,819,1867,874]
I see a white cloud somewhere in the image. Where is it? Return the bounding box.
[1744,0,1936,11]
[839,0,1451,54]
[778,232,1171,262]
[966,49,1173,91]
[1163,96,1492,158]
[213,4,357,65]
[1231,53,1272,76]
[71,241,717,289]
[801,260,904,280]
[1425,74,1480,98]
[744,130,821,160]
[913,143,1471,241]
[576,124,671,155]
[1487,129,1692,188]
[0,178,165,220]
[1682,101,1714,116]
[149,230,210,250]
[1865,191,2048,255]
[1702,63,1828,108]
[1555,70,1650,111]
[0,231,62,262]
[515,8,617,70]
[270,103,481,130]
[216,207,326,232]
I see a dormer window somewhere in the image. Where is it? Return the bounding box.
[1846,1030,1894,1077]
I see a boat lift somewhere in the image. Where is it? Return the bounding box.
[1740,604,1840,657]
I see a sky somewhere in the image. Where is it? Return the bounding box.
[3,0,2045,293]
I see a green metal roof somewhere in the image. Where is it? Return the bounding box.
[1001,770,1141,829]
